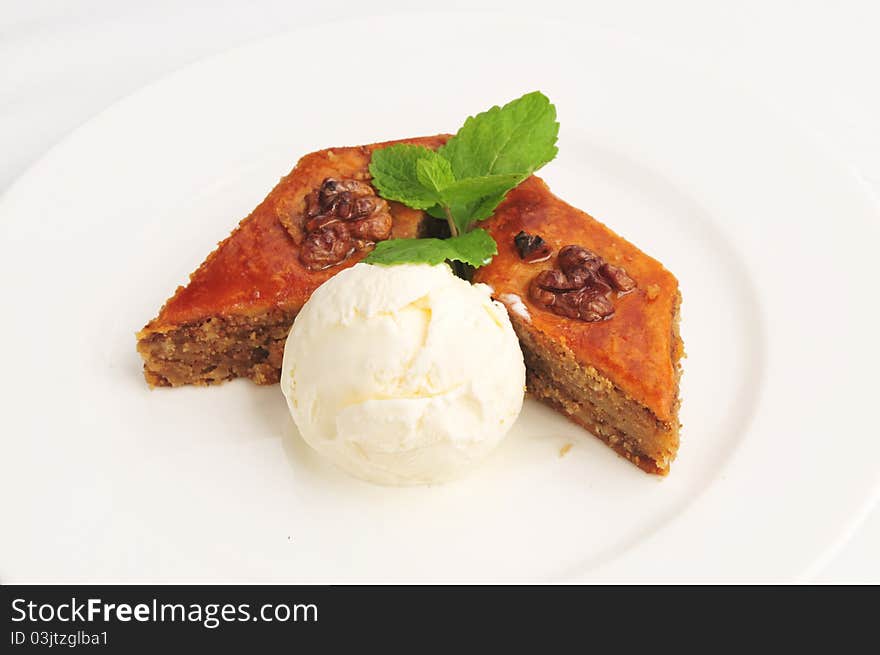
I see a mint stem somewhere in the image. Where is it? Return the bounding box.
[442,206,467,278]
[443,206,459,238]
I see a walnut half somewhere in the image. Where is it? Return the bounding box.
[292,178,392,271]
[528,244,636,322]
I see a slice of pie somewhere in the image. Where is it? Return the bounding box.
[137,135,446,387]
[472,177,683,474]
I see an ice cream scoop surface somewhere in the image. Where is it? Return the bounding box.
[280,262,525,485]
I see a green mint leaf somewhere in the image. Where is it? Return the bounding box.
[365,238,455,266]
[425,204,447,220]
[439,91,559,180]
[449,191,508,231]
[440,173,524,233]
[415,156,455,194]
[365,229,497,268]
[411,165,519,234]
[441,173,524,206]
[368,144,443,210]
[442,228,498,267]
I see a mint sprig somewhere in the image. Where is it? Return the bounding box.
[365,91,558,270]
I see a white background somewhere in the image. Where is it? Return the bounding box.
[2,0,878,582]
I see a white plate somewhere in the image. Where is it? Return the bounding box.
[1,14,879,583]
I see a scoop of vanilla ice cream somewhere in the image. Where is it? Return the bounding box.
[280,262,525,485]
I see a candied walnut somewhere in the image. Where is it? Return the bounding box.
[528,278,557,308]
[580,292,615,321]
[600,263,636,293]
[303,190,321,219]
[528,245,635,322]
[582,274,613,297]
[320,178,373,201]
[300,223,354,271]
[514,231,553,263]
[533,269,583,292]
[348,211,392,242]
[290,177,393,270]
[303,214,339,233]
[558,245,603,275]
[530,280,615,322]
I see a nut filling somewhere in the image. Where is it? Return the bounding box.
[294,178,392,270]
[529,244,636,322]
